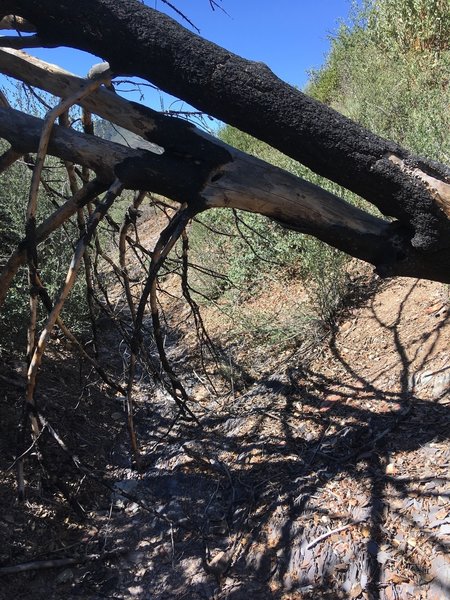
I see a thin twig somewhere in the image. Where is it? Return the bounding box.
[18,180,123,499]
[305,519,366,550]
[7,426,47,471]
[131,204,200,423]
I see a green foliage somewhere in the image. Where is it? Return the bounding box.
[0,148,90,355]
[190,127,351,346]
[366,0,450,54]
[191,0,449,351]
[191,209,304,291]
[306,0,450,161]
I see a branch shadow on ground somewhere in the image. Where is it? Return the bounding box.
[1,280,449,599]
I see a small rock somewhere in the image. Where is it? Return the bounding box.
[349,583,362,598]
[385,463,396,475]
[128,585,144,596]
[433,372,450,398]
[125,502,140,515]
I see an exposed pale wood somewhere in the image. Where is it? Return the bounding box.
[3,0,449,252]
[388,154,450,219]
[0,104,390,263]
[0,41,449,281]
[0,179,106,308]
[0,51,387,243]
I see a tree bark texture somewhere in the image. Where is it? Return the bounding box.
[1,0,450,283]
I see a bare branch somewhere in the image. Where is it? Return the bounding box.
[26,179,124,424]
[0,34,51,49]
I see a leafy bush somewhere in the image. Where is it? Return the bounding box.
[189,127,352,347]
[0,146,90,355]
[307,0,450,161]
[366,0,450,54]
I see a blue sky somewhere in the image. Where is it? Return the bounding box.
[151,0,354,89]
[2,1,355,112]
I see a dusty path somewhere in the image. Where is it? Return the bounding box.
[0,276,448,599]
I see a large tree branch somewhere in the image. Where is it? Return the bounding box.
[0,101,448,283]
[0,105,391,259]
[0,35,51,49]
[0,46,449,282]
[0,50,389,244]
[3,0,450,255]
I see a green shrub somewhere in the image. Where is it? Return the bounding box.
[190,0,450,350]
[189,127,352,345]
[0,148,90,355]
[307,0,450,162]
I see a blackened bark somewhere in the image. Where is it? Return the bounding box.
[4,0,450,256]
[0,104,448,283]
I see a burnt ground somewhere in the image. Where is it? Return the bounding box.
[0,274,449,600]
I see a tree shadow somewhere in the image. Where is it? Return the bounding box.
[1,279,449,599]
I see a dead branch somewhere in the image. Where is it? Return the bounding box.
[0,548,128,576]
[0,34,52,49]
[119,190,147,324]
[181,229,220,392]
[0,2,449,279]
[131,205,199,422]
[305,519,366,550]
[0,178,106,308]
[0,146,22,173]
[24,180,123,432]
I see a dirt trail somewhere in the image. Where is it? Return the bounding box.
[0,266,449,599]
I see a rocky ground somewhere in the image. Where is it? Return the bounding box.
[0,265,449,599]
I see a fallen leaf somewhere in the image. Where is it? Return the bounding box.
[389,573,410,584]
[377,550,391,564]
[425,302,445,314]
[350,583,363,598]
[361,526,371,538]
[326,394,341,402]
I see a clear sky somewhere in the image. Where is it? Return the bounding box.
[150,0,354,89]
[2,0,355,112]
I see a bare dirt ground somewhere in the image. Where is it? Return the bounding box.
[0,261,449,599]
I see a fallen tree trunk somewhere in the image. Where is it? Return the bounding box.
[0,104,390,262]
[0,1,449,283]
[2,1,450,239]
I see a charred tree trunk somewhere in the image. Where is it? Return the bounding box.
[1,0,450,283]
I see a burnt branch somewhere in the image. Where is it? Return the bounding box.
[2,0,449,250]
